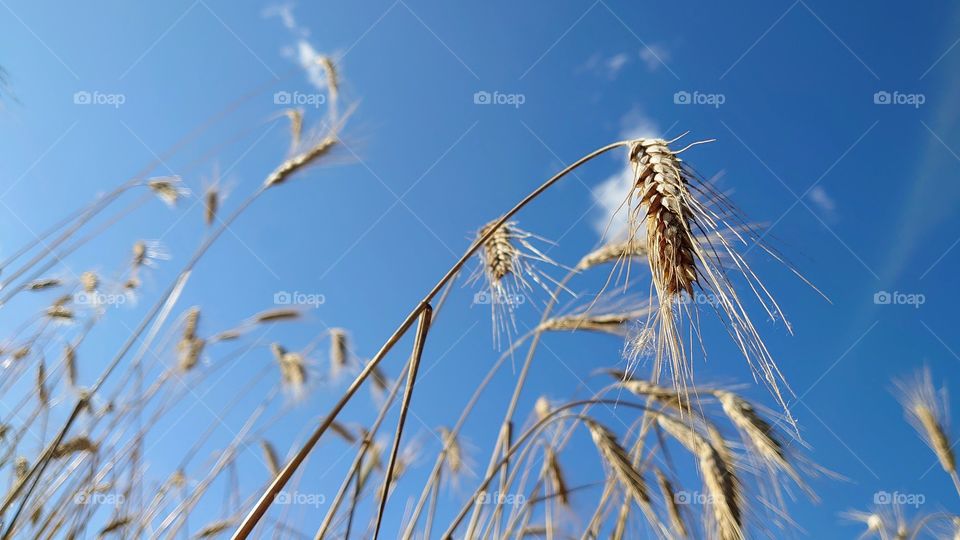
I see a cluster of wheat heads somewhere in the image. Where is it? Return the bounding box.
[848,368,960,539]
[0,57,824,539]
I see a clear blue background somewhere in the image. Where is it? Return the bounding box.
[2,1,960,537]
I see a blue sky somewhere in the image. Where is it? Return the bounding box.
[2,0,960,537]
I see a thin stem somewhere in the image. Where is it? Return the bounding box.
[232,140,630,539]
[373,306,432,539]
[442,400,648,539]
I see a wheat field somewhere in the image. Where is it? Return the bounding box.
[0,4,958,539]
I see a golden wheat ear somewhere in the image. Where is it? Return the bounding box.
[622,134,805,433]
[469,220,566,348]
[895,367,960,495]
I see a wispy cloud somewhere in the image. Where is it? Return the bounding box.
[638,44,670,72]
[807,185,837,219]
[580,52,631,80]
[263,3,298,32]
[263,3,332,92]
[590,108,660,240]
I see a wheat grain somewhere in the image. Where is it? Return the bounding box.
[713,390,801,486]
[177,337,205,372]
[542,447,569,506]
[657,415,741,540]
[320,56,339,99]
[538,308,651,336]
[284,108,303,151]
[655,469,688,537]
[576,240,647,271]
[64,344,77,387]
[27,278,61,291]
[271,343,307,394]
[98,516,132,537]
[261,440,280,477]
[195,519,234,538]
[252,308,301,324]
[896,368,956,475]
[80,271,98,293]
[204,186,219,227]
[51,436,98,459]
[14,457,28,482]
[265,135,337,188]
[46,303,74,321]
[629,138,698,297]
[440,427,463,476]
[583,419,661,533]
[623,135,799,431]
[534,396,552,421]
[474,220,562,346]
[329,328,349,379]
[147,176,188,207]
[36,359,48,407]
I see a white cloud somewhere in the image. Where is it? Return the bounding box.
[605,53,630,78]
[264,3,331,92]
[639,44,670,72]
[807,185,836,216]
[262,3,303,33]
[580,52,631,80]
[296,40,328,92]
[590,109,661,240]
